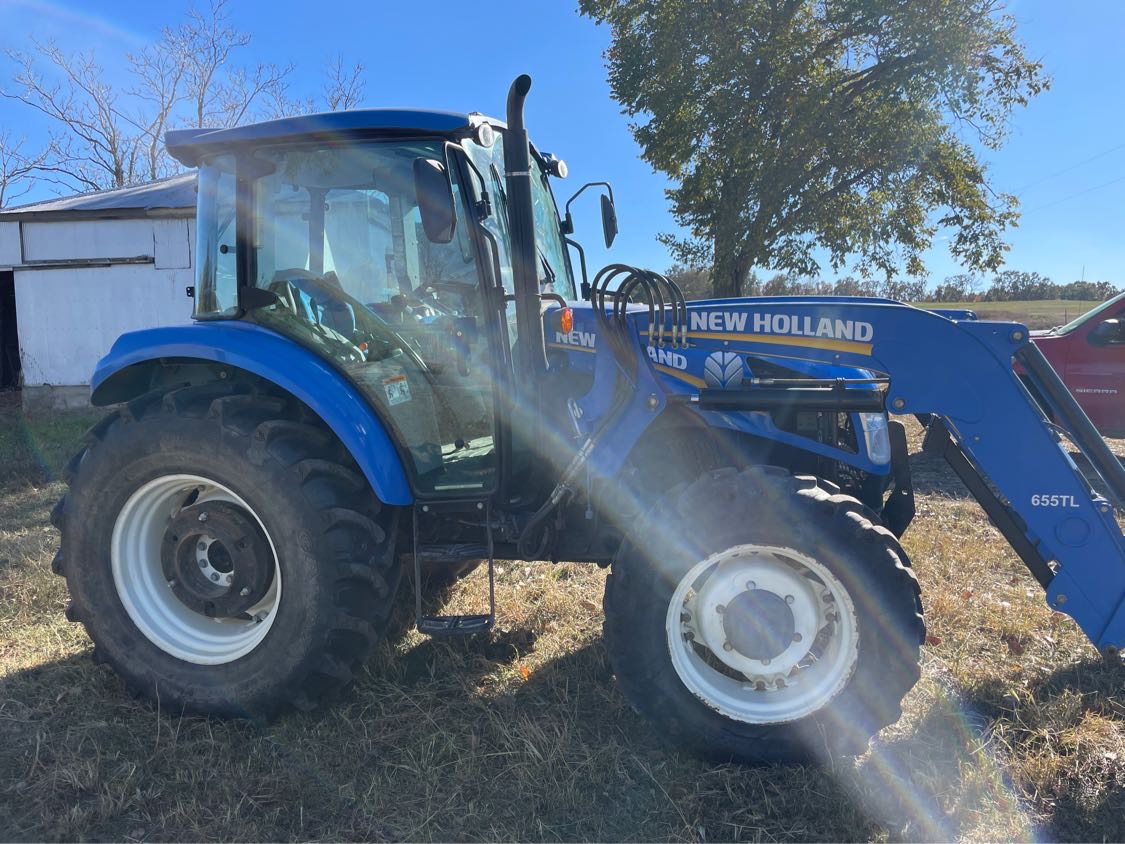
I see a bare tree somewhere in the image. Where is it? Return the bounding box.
[253,71,315,121]
[2,1,336,200]
[0,131,46,207]
[128,33,187,182]
[3,39,142,191]
[323,55,365,111]
[175,0,295,128]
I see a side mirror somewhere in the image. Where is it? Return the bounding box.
[413,158,456,244]
[600,193,618,248]
[1089,318,1125,346]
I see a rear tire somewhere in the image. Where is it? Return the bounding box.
[604,466,924,763]
[54,384,399,718]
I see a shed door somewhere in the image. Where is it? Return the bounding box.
[0,271,19,390]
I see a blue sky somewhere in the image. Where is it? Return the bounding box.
[1,0,1123,287]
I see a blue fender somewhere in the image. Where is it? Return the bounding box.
[91,321,413,506]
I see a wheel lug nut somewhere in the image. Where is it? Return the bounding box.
[684,631,695,642]
[198,541,207,551]
[762,657,771,665]
[680,612,691,623]
[198,512,209,523]
[716,604,725,614]
[167,579,176,589]
[785,595,795,604]
[793,632,803,643]
[239,587,250,597]
[210,573,220,582]
[746,581,756,590]
[722,641,733,651]
[198,559,207,568]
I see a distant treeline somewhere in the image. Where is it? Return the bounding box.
[666,266,1122,303]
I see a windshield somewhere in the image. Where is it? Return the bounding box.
[464,131,576,301]
[529,161,576,299]
[1054,290,1125,334]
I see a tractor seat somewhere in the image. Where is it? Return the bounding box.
[269,268,356,336]
[319,272,357,335]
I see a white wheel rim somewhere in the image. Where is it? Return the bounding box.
[111,474,281,665]
[666,544,859,724]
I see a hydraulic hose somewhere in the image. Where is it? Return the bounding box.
[516,263,679,559]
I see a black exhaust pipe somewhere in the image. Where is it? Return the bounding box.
[504,74,548,376]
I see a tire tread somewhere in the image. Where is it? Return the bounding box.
[604,465,925,763]
[55,382,398,719]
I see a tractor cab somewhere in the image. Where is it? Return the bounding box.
[171,110,586,498]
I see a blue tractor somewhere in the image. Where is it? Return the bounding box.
[55,77,1125,763]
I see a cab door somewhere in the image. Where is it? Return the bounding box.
[243,140,503,496]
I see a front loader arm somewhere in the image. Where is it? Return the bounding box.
[582,298,1125,655]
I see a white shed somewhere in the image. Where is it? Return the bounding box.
[0,174,196,407]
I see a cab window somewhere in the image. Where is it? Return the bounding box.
[244,140,498,494]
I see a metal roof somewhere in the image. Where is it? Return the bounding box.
[0,173,196,220]
[167,109,499,167]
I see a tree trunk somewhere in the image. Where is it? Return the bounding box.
[713,234,752,299]
[711,178,754,299]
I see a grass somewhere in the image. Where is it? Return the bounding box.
[1,397,1123,841]
[914,300,1103,330]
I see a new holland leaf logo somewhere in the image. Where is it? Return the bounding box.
[704,351,744,388]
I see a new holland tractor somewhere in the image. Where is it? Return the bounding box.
[54,76,1125,763]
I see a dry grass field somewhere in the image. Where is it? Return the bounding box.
[914,300,1103,330]
[1,390,1123,842]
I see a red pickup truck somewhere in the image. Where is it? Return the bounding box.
[1030,292,1125,437]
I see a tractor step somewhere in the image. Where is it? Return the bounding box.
[412,499,496,637]
[418,614,493,636]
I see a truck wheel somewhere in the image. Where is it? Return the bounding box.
[604,466,924,763]
[54,384,398,718]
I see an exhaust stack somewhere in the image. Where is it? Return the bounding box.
[504,74,548,376]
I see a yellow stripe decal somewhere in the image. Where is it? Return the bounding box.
[653,365,707,387]
[547,342,596,354]
[642,330,871,356]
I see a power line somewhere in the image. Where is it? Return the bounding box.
[1013,140,1125,195]
[1021,172,1125,214]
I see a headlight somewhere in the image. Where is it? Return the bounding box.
[858,413,891,465]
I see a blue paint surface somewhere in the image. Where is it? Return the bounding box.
[91,297,1125,653]
[167,110,500,166]
[92,321,413,505]
[547,297,1125,651]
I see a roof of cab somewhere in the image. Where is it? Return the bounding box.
[166,109,499,167]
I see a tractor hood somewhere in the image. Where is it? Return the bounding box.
[547,298,887,390]
[544,297,892,476]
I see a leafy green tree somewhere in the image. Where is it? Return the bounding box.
[985,269,1053,301]
[664,263,715,300]
[1060,280,1121,301]
[580,0,1048,297]
[881,278,927,301]
[832,276,865,297]
[761,272,795,295]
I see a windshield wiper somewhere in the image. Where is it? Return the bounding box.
[490,163,507,203]
[538,248,557,289]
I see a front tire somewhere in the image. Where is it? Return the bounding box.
[54,384,399,718]
[604,467,924,763]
